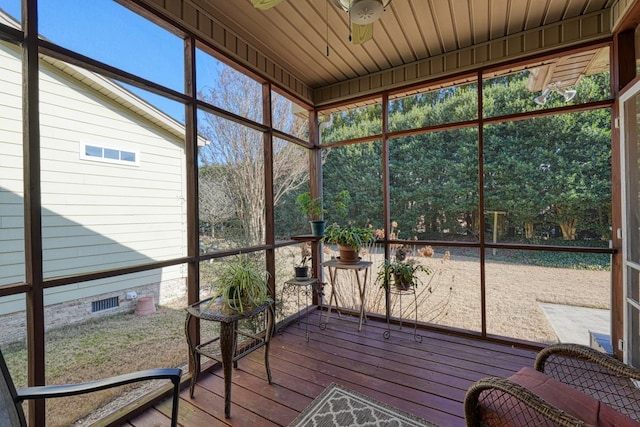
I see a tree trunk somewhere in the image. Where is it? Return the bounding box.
[470,211,481,237]
[559,220,577,240]
[555,206,578,240]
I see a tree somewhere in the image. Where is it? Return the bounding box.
[319,71,611,243]
[483,73,611,240]
[197,66,309,245]
[198,165,234,239]
[321,86,480,240]
[387,129,479,239]
[322,141,383,228]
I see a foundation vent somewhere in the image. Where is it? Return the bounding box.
[91,296,119,313]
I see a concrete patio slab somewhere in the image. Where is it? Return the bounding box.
[539,302,610,346]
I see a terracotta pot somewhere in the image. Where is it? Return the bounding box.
[135,296,156,316]
[337,245,360,264]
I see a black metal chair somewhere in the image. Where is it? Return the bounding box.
[0,347,182,427]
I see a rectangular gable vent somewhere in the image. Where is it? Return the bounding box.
[92,296,119,313]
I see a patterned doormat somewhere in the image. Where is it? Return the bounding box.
[289,383,439,427]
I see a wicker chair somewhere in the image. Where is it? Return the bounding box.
[465,375,591,426]
[535,343,640,422]
[0,347,182,427]
[464,343,640,426]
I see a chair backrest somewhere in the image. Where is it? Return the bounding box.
[0,349,26,427]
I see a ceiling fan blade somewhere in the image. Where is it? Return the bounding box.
[351,22,373,44]
[252,0,285,10]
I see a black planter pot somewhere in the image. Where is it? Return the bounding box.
[294,266,309,278]
[309,220,326,236]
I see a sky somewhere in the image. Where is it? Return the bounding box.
[1,0,214,123]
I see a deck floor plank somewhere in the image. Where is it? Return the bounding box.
[127,310,539,427]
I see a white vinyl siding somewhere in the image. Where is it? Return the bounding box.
[38,63,186,276]
[0,41,25,286]
[0,41,187,311]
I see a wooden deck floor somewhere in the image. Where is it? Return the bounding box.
[126,309,539,426]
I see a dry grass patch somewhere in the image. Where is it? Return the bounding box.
[324,247,609,344]
[4,303,189,427]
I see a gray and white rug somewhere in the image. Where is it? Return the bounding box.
[289,383,438,427]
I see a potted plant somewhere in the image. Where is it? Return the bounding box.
[294,243,311,278]
[295,190,351,237]
[210,255,272,313]
[323,223,375,264]
[296,192,326,236]
[376,246,431,291]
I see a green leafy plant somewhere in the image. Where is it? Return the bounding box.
[295,190,351,221]
[376,246,431,290]
[322,223,375,252]
[377,259,430,290]
[211,256,271,313]
[295,192,326,220]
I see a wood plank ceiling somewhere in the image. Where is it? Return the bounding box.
[158,0,619,106]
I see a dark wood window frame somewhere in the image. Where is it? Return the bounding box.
[2,0,632,424]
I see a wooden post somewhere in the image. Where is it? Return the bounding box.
[486,211,506,255]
